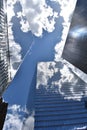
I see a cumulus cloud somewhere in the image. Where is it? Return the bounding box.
[54,0,76,60]
[8,25,22,78]
[51,0,77,22]
[22,116,34,130]
[3,104,35,130]
[7,0,22,79]
[36,62,56,88]
[37,61,87,101]
[54,0,77,59]
[58,0,77,22]
[55,24,70,60]
[20,0,58,37]
[17,11,30,32]
[3,104,25,130]
[7,1,15,22]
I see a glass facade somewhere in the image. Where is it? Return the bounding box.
[62,0,87,74]
[0,0,10,96]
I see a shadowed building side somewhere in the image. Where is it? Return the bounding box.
[0,98,8,130]
[62,0,87,74]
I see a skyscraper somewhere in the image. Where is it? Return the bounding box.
[62,0,87,74]
[0,0,10,96]
[0,0,9,129]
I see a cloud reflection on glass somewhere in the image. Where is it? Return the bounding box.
[37,60,87,101]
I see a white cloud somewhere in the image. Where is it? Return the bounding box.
[8,25,22,79]
[7,0,22,79]
[20,0,58,37]
[36,62,56,89]
[17,12,30,32]
[3,104,35,130]
[7,1,15,23]
[54,0,77,60]
[51,0,77,23]
[22,116,34,130]
[3,105,25,130]
[58,0,77,22]
[55,24,70,60]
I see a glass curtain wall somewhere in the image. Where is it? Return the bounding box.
[0,0,10,96]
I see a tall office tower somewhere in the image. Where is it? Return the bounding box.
[0,1,9,129]
[0,0,10,96]
[22,61,87,129]
[62,0,87,74]
[34,62,87,129]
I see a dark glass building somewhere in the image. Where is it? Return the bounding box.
[0,98,8,130]
[62,0,87,74]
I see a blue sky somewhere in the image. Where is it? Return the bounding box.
[3,0,87,130]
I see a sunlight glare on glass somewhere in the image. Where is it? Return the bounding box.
[70,26,87,38]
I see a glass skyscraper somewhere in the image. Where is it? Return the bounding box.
[0,0,10,96]
[62,0,87,74]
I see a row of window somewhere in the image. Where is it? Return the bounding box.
[0,0,10,96]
